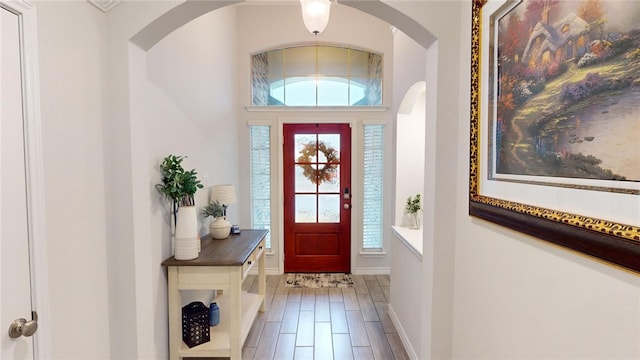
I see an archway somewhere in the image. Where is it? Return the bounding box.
[125,2,441,359]
[130,1,435,50]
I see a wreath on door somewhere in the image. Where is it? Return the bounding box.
[297,141,339,185]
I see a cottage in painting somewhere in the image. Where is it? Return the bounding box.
[521,4,590,69]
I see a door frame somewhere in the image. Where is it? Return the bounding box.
[1,0,50,357]
[277,118,357,274]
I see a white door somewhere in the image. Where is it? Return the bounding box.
[1,5,36,359]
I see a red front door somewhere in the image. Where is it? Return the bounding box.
[283,123,351,273]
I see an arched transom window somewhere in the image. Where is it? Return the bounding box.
[252,45,382,106]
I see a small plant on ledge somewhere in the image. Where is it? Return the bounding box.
[405,194,421,229]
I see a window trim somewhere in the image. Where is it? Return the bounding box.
[245,106,388,112]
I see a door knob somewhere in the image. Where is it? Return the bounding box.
[8,317,38,338]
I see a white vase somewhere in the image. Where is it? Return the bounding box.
[209,217,231,239]
[405,212,420,229]
[411,213,420,229]
[174,206,199,260]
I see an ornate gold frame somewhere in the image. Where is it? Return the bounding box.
[469,0,640,272]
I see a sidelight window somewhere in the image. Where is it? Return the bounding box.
[362,124,385,250]
[249,125,272,248]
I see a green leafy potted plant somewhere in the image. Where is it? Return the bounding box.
[156,155,204,224]
[156,154,204,259]
[405,194,421,229]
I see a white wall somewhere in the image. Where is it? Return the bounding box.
[125,5,240,359]
[35,2,112,357]
[35,1,181,358]
[383,1,461,357]
[453,1,639,357]
[392,31,427,229]
[129,6,240,359]
[389,29,427,355]
[386,1,640,359]
[389,230,423,359]
[144,2,239,241]
[104,2,183,357]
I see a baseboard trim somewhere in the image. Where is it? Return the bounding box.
[248,267,283,276]
[388,304,419,360]
[351,267,390,275]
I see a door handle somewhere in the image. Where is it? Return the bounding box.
[8,312,38,338]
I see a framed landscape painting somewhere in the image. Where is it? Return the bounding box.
[470,0,640,272]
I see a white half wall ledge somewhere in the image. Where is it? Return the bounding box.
[87,0,122,12]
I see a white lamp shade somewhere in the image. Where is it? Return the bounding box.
[210,184,237,205]
[300,0,331,35]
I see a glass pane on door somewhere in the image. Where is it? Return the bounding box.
[293,132,342,223]
[294,134,317,162]
[318,165,339,192]
[318,194,340,223]
[318,134,340,161]
[295,194,317,223]
[295,165,317,193]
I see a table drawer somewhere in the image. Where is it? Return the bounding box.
[242,238,265,279]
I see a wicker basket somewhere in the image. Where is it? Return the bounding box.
[182,301,210,348]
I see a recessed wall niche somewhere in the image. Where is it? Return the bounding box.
[395,81,426,228]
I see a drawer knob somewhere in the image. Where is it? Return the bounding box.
[248,261,252,265]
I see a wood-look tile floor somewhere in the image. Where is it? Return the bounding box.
[234,274,409,360]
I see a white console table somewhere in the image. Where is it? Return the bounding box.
[162,229,267,360]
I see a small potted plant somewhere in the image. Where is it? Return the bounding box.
[201,200,229,239]
[156,154,203,259]
[405,194,421,229]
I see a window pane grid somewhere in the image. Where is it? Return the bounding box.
[293,134,341,224]
[250,126,271,248]
[363,125,384,250]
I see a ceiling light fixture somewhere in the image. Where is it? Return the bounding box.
[300,0,331,35]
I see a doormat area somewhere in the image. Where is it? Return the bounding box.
[285,273,354,288]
